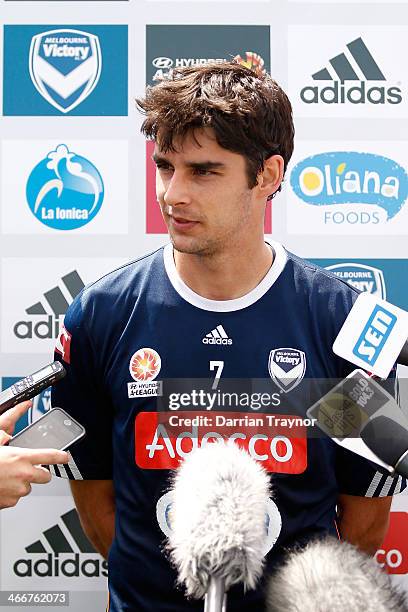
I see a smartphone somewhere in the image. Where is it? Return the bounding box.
[0,362,66,414]
[8,407,85,451]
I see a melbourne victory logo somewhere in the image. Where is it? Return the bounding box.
[268,348,306,393]
[26,144,104,230]
[29,29,101,114]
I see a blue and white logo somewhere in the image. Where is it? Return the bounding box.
[352,305,397,366]
[26,144,104,230]
[3,25,128,116]
[325,263,386,299]
[268,348,306,393]
[290,152,408,221]
[29,388,52,425]
[155,491,281,556]
[29,29,101,114]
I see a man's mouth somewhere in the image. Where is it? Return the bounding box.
[168,215,199,230]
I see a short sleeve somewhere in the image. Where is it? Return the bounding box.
[335,367,407,497]
[50,292,113,480]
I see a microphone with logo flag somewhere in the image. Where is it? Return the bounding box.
[266,536,408,612]
[307,368,408,473]
[333,292,408,378]
[166,440,271,612]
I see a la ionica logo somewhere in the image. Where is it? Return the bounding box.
[288,143,408,235]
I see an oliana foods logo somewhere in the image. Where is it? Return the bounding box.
[290,152,408,225]
[26,144,104,230]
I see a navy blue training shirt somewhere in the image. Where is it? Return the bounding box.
[51,241,405,611]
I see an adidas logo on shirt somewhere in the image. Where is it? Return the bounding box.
[202,325,232,346]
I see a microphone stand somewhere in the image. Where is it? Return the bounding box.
[204,576,227,612]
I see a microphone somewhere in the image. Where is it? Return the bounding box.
[333,292,408,378]
[266,536,408,612]
[361,415,408,479]
[307,368,408,472]
[167,440,271,611]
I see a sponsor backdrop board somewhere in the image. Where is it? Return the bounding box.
[3,25,128,116]
[287,141,408,235]
[0,0,407,610]
[309,259,408,310]
[1,258,127,354]
[1,140,129,234]
[288,26,407,119]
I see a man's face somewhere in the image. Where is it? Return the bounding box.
[153,128,260,256]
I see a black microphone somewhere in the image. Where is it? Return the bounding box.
[307,368,398,471]
[361,415,408,479]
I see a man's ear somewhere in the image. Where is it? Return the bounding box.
[257,155,285,200]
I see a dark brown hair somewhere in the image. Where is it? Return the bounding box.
[136,61,294,196]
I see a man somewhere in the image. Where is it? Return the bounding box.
[51,63,405,611]
[0,400,68,509]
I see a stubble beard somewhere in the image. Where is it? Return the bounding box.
[167,192,254,258]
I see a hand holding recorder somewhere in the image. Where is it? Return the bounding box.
[0,362,84,510]
[0,399,69,509]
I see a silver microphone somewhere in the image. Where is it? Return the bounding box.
[267,536,408,612]
[167,440,270,611]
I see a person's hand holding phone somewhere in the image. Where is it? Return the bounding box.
[0,399,34,439]
[0,400,68,509]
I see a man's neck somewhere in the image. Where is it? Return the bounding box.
[173,240,273,301]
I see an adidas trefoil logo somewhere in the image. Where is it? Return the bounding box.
[202,325,232,346]
[301,37,402,106]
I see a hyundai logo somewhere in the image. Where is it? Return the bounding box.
[152,57,173,69]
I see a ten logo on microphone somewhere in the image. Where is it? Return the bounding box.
[352,305,397,366]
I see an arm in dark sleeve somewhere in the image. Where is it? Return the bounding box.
[51,291,113,480]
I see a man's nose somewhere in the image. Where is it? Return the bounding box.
[163,172,191,207]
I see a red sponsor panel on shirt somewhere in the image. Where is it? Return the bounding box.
[135,411,307,473]
[375,512,408,574]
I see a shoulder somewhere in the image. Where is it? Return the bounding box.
[277,248,360,367]
[64,247,164,331]
[283,249,360,310]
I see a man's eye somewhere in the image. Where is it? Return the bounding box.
[156,164,173,172]
[194,168,213,176]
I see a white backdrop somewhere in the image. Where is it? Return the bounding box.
[0,0,407,610]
